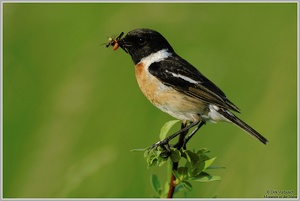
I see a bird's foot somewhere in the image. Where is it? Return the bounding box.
[148,138,172,153]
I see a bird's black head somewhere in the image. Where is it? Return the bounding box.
[118,28,174,64]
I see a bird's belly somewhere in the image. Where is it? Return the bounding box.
[154,88,207,122]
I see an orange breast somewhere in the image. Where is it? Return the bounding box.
[135,62,160,105]
[135,62,207,122]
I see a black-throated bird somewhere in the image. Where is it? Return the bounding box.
[113,28,268,149]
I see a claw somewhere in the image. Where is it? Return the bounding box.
[148,139,172,153]
[148,141,160,153]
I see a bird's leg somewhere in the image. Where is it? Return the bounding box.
[177,121,188,149]
[149,121,200,152]
[182,120,206,149]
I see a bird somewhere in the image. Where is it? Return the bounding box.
[112,28,268,150]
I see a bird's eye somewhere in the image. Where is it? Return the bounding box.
[137,37,146,45]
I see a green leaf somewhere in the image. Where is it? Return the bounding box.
[146,149,160,168]
[181,181,193,191]
[196,148,210,155]
[187,163,203,177]
[173,170,182,182]
[206,166,226,170]
[174,182,185,194]
[177,167,188,180]
[158,157,167,167]
[170,149,181,162]
[130,148,147,152]
[186,153,217,177]
[163,181,170,198]
[203,157,216,171]
[147,155,158,168]
[184,150,199,164]
[159,120,180,140]
[174,180,193,193]
[191,172,221,182]
[150,174,162,196]
[144,149,150,158]
[145,148,170,168]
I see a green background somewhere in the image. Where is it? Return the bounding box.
[3,2,297,198]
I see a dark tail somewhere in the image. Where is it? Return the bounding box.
[218,109,268,144]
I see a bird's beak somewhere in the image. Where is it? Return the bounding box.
[118,39,130,54]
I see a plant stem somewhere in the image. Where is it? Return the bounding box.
[167,121,189,198]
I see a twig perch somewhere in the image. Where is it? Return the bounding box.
[167,121,189,198]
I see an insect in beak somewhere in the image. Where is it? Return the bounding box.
[105,32,124,51]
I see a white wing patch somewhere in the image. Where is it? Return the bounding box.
[165,70,200,84]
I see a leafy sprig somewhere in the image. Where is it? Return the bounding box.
[132,120,224,198]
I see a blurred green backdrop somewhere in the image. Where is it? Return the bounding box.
[3,2,297,198]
